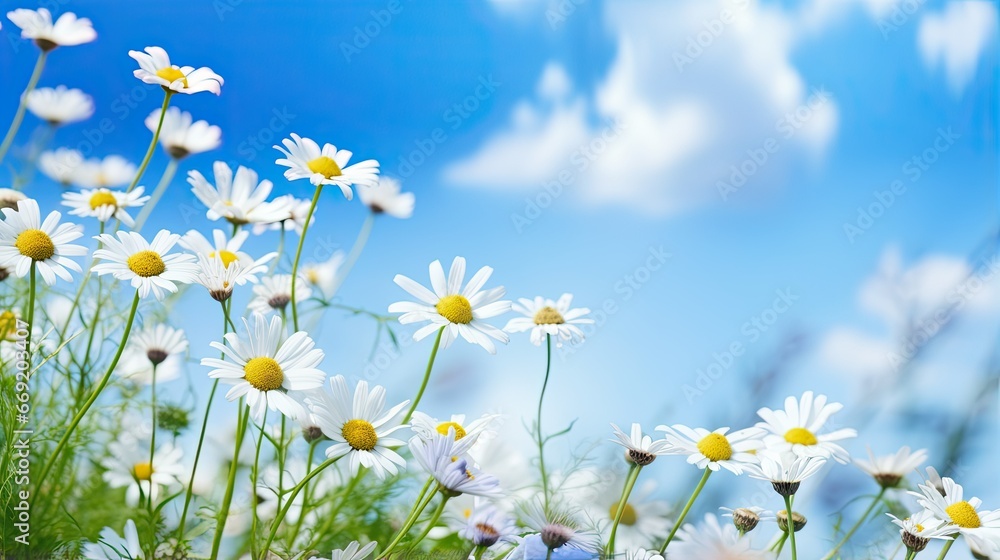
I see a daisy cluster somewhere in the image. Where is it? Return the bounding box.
[0,7,997,560]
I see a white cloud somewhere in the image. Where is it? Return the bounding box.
[918,1,998,94]
[444,0,842,215]
[819,327,894,375]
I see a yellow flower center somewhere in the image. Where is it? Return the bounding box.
[209,249,239,267]
[784,427,818,446]
[243,357,284,391]
[696,433,733,462]
[533,306,565,325]
[127,250,166,277]
[88,191,118,210]
[0,310,17,340]
[946,501,981,529]
[156,67,189,88]
[436,294,473,324]
[15,229,55,261]
[133,462,153,481]
[436,421,468,440]
[609,503,638,526]
[342,419,378,451]
[307,156,342,179]
[306,269,320,284]
[915,523,925,533]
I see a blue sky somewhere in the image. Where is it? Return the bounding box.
[2,0,999,554]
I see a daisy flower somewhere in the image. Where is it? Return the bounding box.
[26,86,93,125]
[0,188,27,211]
[6,8,96,51]
[308,541,378,560]
[188,161,291,225]
[180,228,260,270]
[519,499,601,555]
[146,107,221,159]
[252,194,316,235]
[304,375,410,480]
[410,411,500,450]
[910,476,1000,554]
[92,230,198,300]
[755,390,857,463]
[410,435,503,497]
[75,155,136,189]
[358,176,414,218]
[299,251,345,300]
[672,514,772,560]
[461,502,519,548]
[504,294,593,346]
[191,253,268,302]
[273,133,380,199]
[748,450,827,497]
[0,199,85,285]
[657,424,764,475]
[249,274,312,316]
[61,187,149,227]
[887,510,955,554]
[101,438,184,507]
[854,446,928,489]
[116,323,187,384]
[388,256,511,354]
[610,423,673,466]
[81,519,143,560]
[38,148,84,186]
[201,313,325,422]
[129,46,223,95]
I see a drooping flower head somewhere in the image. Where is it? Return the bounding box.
[26,86,94,125]
[357,176,414,218]
[189,161,291,225]
[129,46,223,95]
[854,446,928,489]
[610,423,672,466]
[6,8,96,51]
[147,107,221,159]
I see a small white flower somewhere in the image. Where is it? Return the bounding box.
[0,199,85,285]
[74,155,137,189]
[188,161,292,225]
[299,251,345,300]
[274,133,380,199]
[81,519,143,560]
[504,293,593,347]
[308,541,378,560]
[101,439,184,507]
[61,187,149,227]
[854,446,928,488]
[657,424,764,475]
[305,375,410,480]
[6,8,96,50]
[180,228,261,270]
[202,313,325,422]
[388,256,511,354]
[410,412,499,451]
[38,148,84,186]
[410,434,503,497]
[129,46,223,95]
[887,510,955,552]
[461,502,519,548]
[92,230,199,300]
[610,423,673,466]
[192,253,270,302]
[26,86,93,125]
[147,107,221,159]
[249,274,312,316]
[358,176,414,218]
[756,390,857,463]
[116,323,187,385]
[747,450,827,496]
[519,499,601,554]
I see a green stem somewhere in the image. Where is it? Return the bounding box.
[407,493,450,551]
[773,532,789,555]
[935,540,953,560]
[286,441,318,549]
[36,290,141,486]
[904,548,916,560]
[536,334,552,512]
[821,487,887,560]
[261,457,339,557]
[277,415,286,513]
[250,408,269,557]
[132,158,179,232]
[290,184,323,331]
[378,486,437,559]
[57,221,107,346]
[606,463,641,556]
[784,494,798,560]
[147,362,158,514]
[25,263,36,366]
[210,402,250,559]
[325,212,374,298]
[0,51,47,165]
[126,92,171,194]
[658,468,712,554]
[403,327,444,423]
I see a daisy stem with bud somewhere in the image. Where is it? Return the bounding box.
[126,92,171,194]
[659,468,712,554]
[820,487,886,560]
[783,494,798,560]
[935,540,953,559]
[132,158,179,233]
[403,327,444,423]
[261,456,340,556]
[176,300,230,542]
[290,184,323,331]
[536,334,553,512]
[210,400,250,560]
[0,52,47,165]
[606,462,641,556]
[36,290,141,487]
